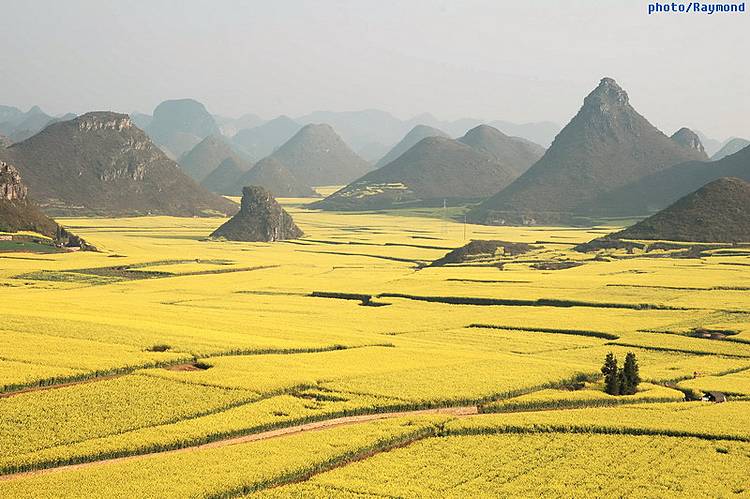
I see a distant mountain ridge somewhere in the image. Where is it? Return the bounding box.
[313,124,543,211]
[231,116,301,162]
[236,157,318,198]
[0,112,237,217]
[712,138,750,161]
[267,124,372,186]
[202,156,317,198]
[145,99,220,158]
[375,125,449,168]
[178,135,250,182]
[0,106,62,143]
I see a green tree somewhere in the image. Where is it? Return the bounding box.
[622,352,641,395]
[601,352,620,395]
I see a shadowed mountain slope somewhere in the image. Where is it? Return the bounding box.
[231,116,301,162]
[268,124,372,186]
[579,143,750,217]
[607,177,750,243]
[178,135,249,182]
[1,112,237,217]
[467,78,706,225]
[375,125,449,168]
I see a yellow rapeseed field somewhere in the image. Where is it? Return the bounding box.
[1,202,749,495]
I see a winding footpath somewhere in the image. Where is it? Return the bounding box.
[0,405,479,481]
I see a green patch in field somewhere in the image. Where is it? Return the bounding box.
[14,271,123,285]
[0,240,62,254]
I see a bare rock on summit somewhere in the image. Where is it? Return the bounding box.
[210,186,303,242]
[671,127,708,158]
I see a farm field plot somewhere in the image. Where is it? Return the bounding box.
[1,204,749,496]
[259,432,750,498]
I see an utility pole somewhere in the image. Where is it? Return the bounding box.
[442,199,447,235]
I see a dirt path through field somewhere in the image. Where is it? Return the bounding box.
[0,405,478,481]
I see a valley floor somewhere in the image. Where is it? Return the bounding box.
[1,201,749,497]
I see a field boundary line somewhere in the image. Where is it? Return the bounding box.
[0,406,478,481]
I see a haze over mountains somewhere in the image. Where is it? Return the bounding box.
[230,116,302,162]
[712,138,750,161]
[145,99,221,159]
[315,124,544,210]
[202,156,317,198]
[0,112,236,217]
[0,105,75,144]
[178,135,250,183]
[467,78,707,225]
[267,124,372,186]
[0,74,745,235]
[126,101,562,168]
[200,157,248,196]
[234,158,318,198]
[375,125,449,168]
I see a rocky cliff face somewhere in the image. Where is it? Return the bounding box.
[1,161,28,201]
[671,127,707,158]
[210,186,303,242]
[0,160,91,248]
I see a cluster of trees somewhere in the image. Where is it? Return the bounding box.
[601,352,641,395]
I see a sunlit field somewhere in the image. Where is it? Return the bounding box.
[1,200,749,497]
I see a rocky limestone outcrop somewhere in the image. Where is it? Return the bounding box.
[0,160,92,249]
[671,127,707,158]
[210,186,303,242]
[1,161,28,200]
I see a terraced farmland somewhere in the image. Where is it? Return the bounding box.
[1,201,749,496]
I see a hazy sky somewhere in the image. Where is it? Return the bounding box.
[1,0,747,140]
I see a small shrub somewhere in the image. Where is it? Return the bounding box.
[146,344,171,352]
